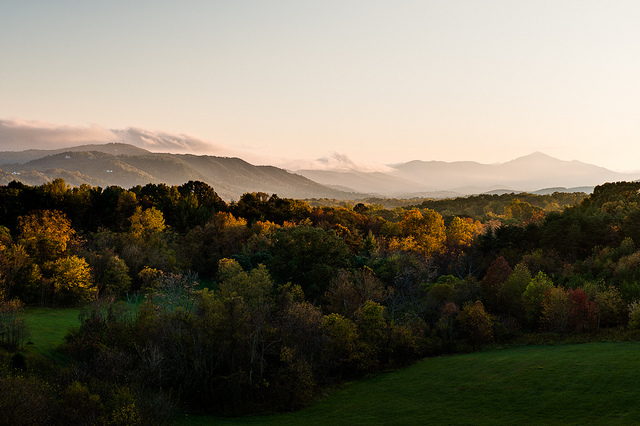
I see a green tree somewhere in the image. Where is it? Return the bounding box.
[320,313,360,377]
[593,285,626,329]
[183,212,250,276]
[499,262,532,320]
[424,277,457,324]
[458,300,494,350]
[522,271,554,329]
[91,251,132,296]
[266,226,351,300]
[541,286,571,334]
[39,178,70,209]
[115,190,139,230]
[217,258,274,309]
[176,180,226,230]
[121,206,178,276]
[214,259,277,396]
[233,192,270,224]
[272,301,323,410]
[353,300,389,371]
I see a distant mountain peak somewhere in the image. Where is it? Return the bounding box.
[524,151,553,158]
[505,151,559,163]
[3,143,640,200]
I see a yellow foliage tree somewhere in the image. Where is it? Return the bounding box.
[396,209,446,256]
[17,210,75,262]
[45,255,95,306]
[446,216,480,251]
[129,207,166,239]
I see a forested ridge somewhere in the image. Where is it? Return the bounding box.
[2,178,640,424]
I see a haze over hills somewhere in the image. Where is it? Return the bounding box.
[1,143,638,200]
[295,152,640,197]
[0,144,360,201]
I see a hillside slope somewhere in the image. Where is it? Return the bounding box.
[0,148,360,200]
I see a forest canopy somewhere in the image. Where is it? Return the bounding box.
[3,178,640,423]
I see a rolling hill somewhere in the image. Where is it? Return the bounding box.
[2,144,638,200]
[0,146,361,201]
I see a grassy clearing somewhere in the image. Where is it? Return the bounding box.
[21,305,640,425]
[23,307,81,357]
[179,342,640,426]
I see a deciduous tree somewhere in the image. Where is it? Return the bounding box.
[396,209,446,256]
[44,255,95,306]
[458,300,493,350]
[522,271,554,329]
[541,287,571,334]
[324,267,388,318]
[17,210,75,262]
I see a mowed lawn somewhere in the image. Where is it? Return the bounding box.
[181,342,640,426]
[24,307,81,357]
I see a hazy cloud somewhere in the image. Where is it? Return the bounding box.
[0,119,393,173]
[0,118,228,155]
[113,128,228,154]
[283,152,393,173]
[0,119,115,149]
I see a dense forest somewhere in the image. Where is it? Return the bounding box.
[3,178,640,424]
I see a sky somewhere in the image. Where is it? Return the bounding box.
[1,1,639,172]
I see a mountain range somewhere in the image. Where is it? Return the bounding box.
[295,152,640,198]
[1,144,638,200]
[0,144,358,200]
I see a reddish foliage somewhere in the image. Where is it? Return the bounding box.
[568,288,598,332]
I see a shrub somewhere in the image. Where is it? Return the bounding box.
[0,376,57,426]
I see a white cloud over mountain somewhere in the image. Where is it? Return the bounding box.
[0,119,393,174]
[0,119,229,155]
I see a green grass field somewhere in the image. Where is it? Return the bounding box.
[21,308,640,425]
[23,307,81,357]
[179,342,640,426]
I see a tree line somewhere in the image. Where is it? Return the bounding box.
[1,178,638,423]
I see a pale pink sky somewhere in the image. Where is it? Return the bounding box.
[1,1,639,171]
